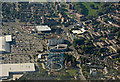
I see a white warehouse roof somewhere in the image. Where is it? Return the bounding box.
[36,25,51,32]
[0,63,35,77]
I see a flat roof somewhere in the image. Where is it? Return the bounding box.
[0,36,6,52]
[38,54,42,58]
[5,35,12,42]
[0,63,35,77]
[0,35,12,52]
[57,44,68,47]
[72,28,86,34]
[0,29,2,36]
[36,25,51,32]
[0,36,2,51]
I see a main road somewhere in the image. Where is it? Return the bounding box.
[62,25,86,80]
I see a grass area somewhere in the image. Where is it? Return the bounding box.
[66,69,78,76]
[81,2,103,16]
[20,63,77,80]
[73,2,112,17]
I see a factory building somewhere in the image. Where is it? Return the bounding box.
[56,44,68,50]
[48,38,64,46]
[0,63,35,80]
[0,35,12,53]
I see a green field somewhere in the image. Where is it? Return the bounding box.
[66,69,78,76]
[73,2,111,17]
[82,2,102,16]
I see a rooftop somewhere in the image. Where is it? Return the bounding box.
[36,25,51,32]
[72,28,86,34]
[0,63,35,77]
[5,35,12,42]
[0,35,12,52]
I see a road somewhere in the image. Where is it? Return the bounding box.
[62,24,86,80]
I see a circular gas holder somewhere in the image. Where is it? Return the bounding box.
[48,63,63,71]
[47,52,64,71]
[47,56,63,71]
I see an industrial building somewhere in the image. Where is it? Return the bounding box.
[45,37,66,71]
[48,38,64,46]
[0,63,35,80]
[36,25,51,32]
[0,35,12,53]
[56,44,68,50]
[49,44,68,52]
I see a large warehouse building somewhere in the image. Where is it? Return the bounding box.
[0,35,12,53]
[0,63,35,80]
